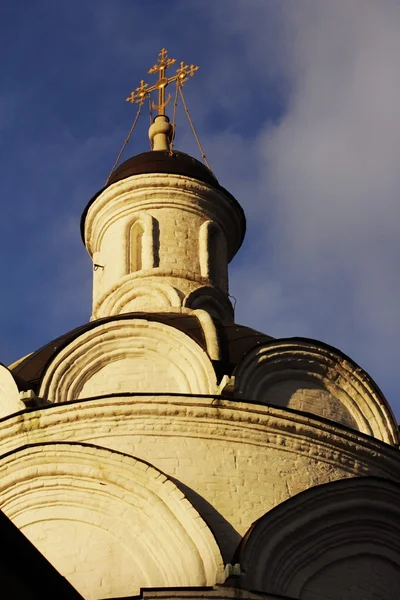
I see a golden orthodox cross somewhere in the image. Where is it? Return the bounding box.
[126,48,199,116]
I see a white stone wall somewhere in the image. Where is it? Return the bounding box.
[233,339,399,444]
[0,443,224,599]
[0,395,399,563]
[1,313,400,598]
[2,175,399,600]
[84,174,244,320]
[0,366,24,417]
[38,318,218,401]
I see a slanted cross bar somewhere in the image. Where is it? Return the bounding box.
[126,48,199,116]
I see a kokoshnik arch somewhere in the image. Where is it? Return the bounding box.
[0,48,399,600]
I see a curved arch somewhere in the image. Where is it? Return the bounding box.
[0,442,224,599]
[199,220,228,290]
[239,476,400,599]
[96,279,182,317]
[39,318,217,401]
[0,398,400,564]
[126,213,158,273]
[184,286,233,321]
[0,365,24,418]
[129,219,144,271]
[233,339,398,445]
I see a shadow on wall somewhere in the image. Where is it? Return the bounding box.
[263,379,359,430]
[171,477,241,563]
[238,476,400,600]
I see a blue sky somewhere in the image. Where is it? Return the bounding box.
[1,1,399,419]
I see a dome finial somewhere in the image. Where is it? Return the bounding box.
[126,48,199,151]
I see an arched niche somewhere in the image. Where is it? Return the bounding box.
[238,476,400,600]
[126,213,158,274]
[96,278,182,317]
[129,220,144,271]
[0,443,224,599]
[39,318,217,402]
[199,220,228,291]
[233,339,399,445]
[184,286,234,322]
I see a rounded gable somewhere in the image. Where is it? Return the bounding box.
[10,315,273,395]
[39,318,218,401]
[239,476,400,599]
[0,442,224,598]
[233,337,399,445]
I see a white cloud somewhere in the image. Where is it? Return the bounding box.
[2,1,398,414]
[204,1,400,412]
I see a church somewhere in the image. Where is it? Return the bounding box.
[0,49,399,600]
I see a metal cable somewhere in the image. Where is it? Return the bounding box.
[178,85,211,170]
[169,81,180,154]
[148,95,153,150]
[105,100,144,185]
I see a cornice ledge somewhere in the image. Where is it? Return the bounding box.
[0,396,398,477]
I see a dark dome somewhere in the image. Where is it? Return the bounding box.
[108,150,220,187]
[80,150,243,243]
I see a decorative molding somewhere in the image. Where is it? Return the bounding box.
[233,339,399,445]
[0,443,225,598]
[0,397,399,485]
[184,287,233,322]
[199,221,228,290]
[0,397,399,562]
[138,586,281,600]
[39,319,217,401]
[126,213,158,273]
[94,279,182,317]
[85,173,241,319]
[84,174,244,261]
[239,476,400,599]
[191,309,221,361]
